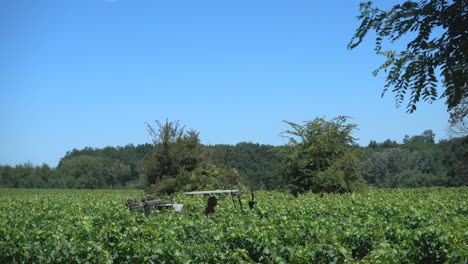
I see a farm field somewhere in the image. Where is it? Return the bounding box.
[0,188,467,263]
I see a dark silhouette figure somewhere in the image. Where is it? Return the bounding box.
[204,196,217,216]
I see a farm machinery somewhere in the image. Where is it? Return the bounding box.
[126,197,184,216]
[126,189,256,216]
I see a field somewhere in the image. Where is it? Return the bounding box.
[0,188,467,263]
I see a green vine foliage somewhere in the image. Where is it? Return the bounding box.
[348,0,467,113]
[0,188,467,263]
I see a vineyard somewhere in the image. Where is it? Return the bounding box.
[0,188,467,263]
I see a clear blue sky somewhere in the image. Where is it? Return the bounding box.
[0,0,450,167]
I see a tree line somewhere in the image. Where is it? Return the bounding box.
[2,0,466,194]
[0,118,466,193]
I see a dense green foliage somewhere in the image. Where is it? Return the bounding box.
[0,142,282,190]
[403,129,436,144]
[142,120,243,194]
[360,148,431,187]
[58,144,154,170]
[349,0,467,113]
[279,117,366,194]
[58,156,131,189]
[0,188,466,263]
[0,121,466,191]
[361,131,467,188]
[207,142,284,190]
[448,98,468,136]
[55,143,153,188]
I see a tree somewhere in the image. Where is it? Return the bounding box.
[0,165,15,188]
[439,136,468,186]
[279,116,366,194]
[447,160,468,186]
[448,97,468,136]
[206,142,285,190]
[348,0,467,113]
[368,140,378,148]
[58,155,130,189]
[57,143,155,187]
[143,120,204,187]
[360,148,433,187]
[366,139,400,150]
[403,129,435,143]
[143,119,243,194]
[13,163,35,188]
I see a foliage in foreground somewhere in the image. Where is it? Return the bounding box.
[0,188,466,263]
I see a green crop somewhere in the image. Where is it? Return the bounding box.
[0,188,467,263]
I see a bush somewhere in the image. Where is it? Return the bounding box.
[279,116,367,194]
[144,120,243,195]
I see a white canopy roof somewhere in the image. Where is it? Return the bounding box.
[184,189,240,195]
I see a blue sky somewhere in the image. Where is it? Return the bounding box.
[1,0,450,167]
